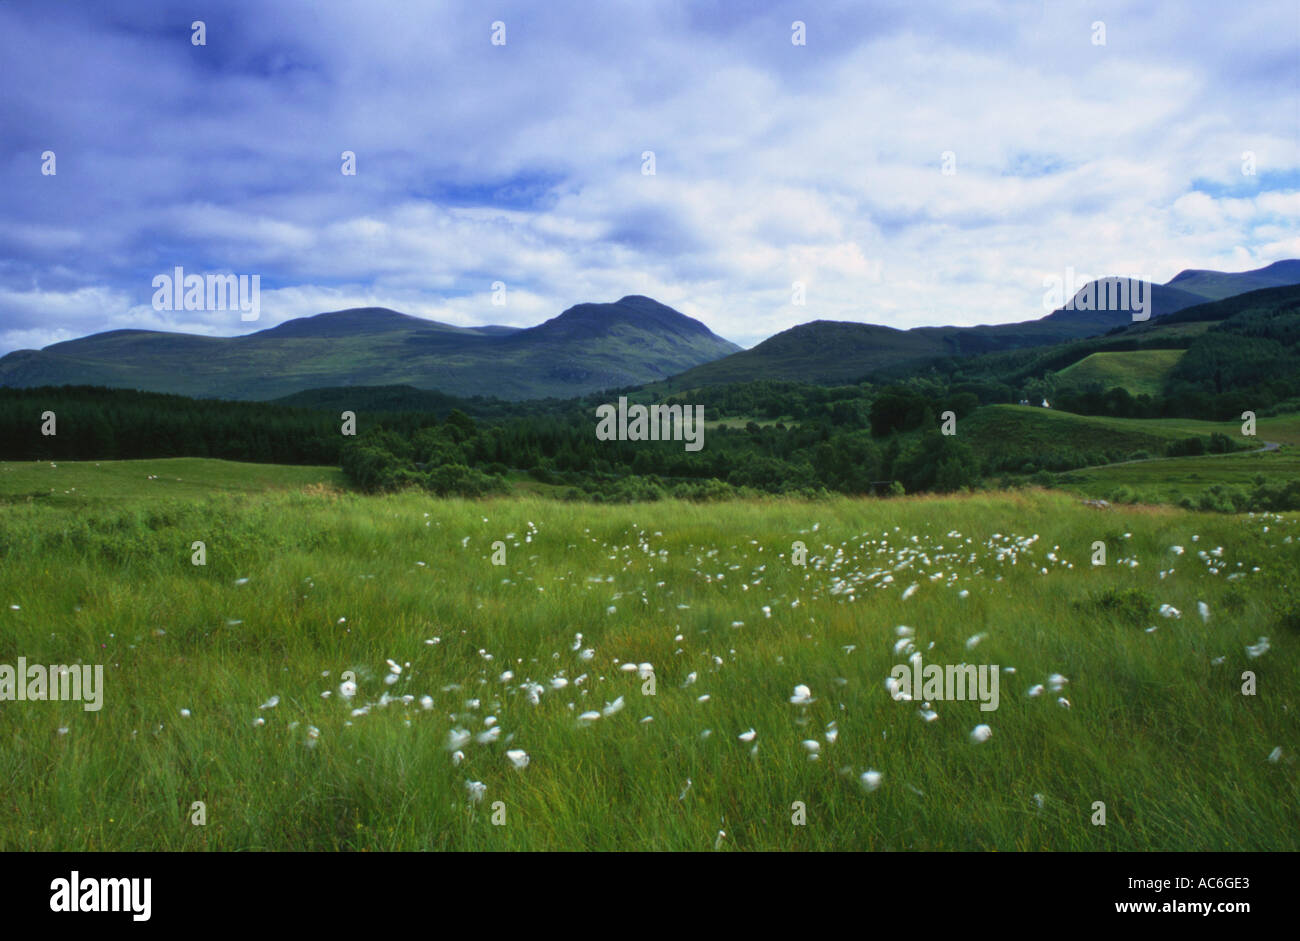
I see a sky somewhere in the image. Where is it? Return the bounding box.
[1,0,1297,355]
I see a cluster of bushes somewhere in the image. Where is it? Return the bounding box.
[339,419,507,497]
[1082,477,1300,513]
[1164,433,1238,457]
[560,476,758,503]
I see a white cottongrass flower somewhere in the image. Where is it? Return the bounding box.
[259,695,279,710]
[384,673,399,686]
[180,708,191,718]
[1047,673,1068,692]
[580,648,595,661]
[577,710,601,725]
[602,696,625,716]
[885,676,912,701]
[476,727,501,744]
[901,583,918,600]
[1171,545,1185,555]
[824,722,838,744]
[506,749,530,769]
[637,663,654,679]
[714,830,726,850]
[1246,636,1271,658]
[1267,747,1283,763]
[420,695,434,710]
[789,684,814,705]
[1027,684,1044,697]
[447,728,471,750]
[451,750,464,765]
[1158,604,1181,619]
[738,728,757,742]
[550,676,569,689]
[965,633,986,649]
[801,740,821,759]
[1057,697,1071,709]
[465,780,486,803]
[969,724,992,744]
[339,680,357,699]
[234,577,250,586]
[1196,601,1210,623]
[895,625,914,637]
[860,769,882,792]
[252,717,265,727]
[917,705,939,722]
[958,589,970,599]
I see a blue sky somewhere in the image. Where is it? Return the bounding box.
[1,0,1297,354]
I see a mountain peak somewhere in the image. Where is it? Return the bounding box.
[251,307,435,339]
[533,296,737,346]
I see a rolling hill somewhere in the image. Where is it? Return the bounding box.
[0,296,741,401]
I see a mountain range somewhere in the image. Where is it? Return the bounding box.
[0,295,740,401]
[1,261,1297,400]
[659,261,1300,389]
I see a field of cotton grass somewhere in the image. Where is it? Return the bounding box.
[1,475,1297,850]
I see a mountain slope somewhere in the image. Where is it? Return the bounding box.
[661,262,1300,389]
[1164,260,1300,301]
[0,296,740,401]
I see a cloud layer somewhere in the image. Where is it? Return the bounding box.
[2,0,1297,354]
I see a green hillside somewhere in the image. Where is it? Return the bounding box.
[1055,349,1186,397]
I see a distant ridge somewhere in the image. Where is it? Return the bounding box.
[0,296,740,401]
[659,261,1300,389]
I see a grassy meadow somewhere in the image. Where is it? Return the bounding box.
[1055,349,1186,398]
[1,461,1296,850]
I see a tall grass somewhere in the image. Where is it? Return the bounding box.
[1,480,1296,850]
